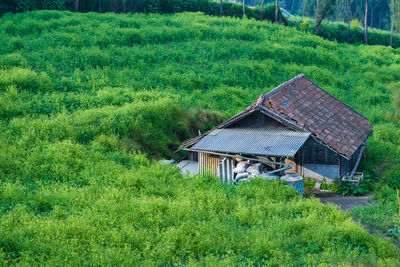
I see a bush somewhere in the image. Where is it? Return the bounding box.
[0,67,53,93]
[320,178,338,192]
[337,181,369,196]
[186,108,225,136]
[304,177,317,189]
[350,19,362,28]
[0,53,27,67]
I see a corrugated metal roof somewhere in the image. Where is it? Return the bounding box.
[191,127,310,157]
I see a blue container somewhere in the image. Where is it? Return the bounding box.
[281,173,303,196]
[260,173,280,180]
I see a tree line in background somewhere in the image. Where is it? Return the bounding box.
[0,0,287,24]
[246,0,400,45]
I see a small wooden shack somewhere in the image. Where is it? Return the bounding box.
[178,74,373,183]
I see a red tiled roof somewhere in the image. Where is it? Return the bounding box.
[260,74,372,158]
[180,74,372,159]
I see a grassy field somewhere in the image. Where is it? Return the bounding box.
[0,10,400,265]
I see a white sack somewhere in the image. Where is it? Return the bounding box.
[235,172,249,180]
[233,161,249,173]
[246,163,263,174]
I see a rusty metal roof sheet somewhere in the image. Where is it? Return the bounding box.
[190,127,310,157]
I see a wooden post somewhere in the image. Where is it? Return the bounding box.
[74,0,79,12]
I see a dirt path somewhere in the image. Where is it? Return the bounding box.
[314,193,373,211]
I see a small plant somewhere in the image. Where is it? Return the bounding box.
[388,226,400,238]
[320,178,337,191]
[299,18,312,31]
[320,178,338,192]
[337,181,369,196]
[320,178,329,190]
[303,177,317,189]
[350,19,362,28]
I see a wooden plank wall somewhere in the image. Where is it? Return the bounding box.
[284,157,298,174]
[199,152,220,176]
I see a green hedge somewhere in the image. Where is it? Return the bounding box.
[289,17,400,48]
[0,0,288,25]
[130,0,288,25]
[0,0,72,15]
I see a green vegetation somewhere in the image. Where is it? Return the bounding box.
[290,16,400,48]
[0,0,288,25]
[2,171,399,265]
[352,185,400,239]
[320,178,338,192]
[303,177,317,189]
[0,10,400,264]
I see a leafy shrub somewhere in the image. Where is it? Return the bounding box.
[299,17,312,32]
[0,53,27,67]
[0,67,53,93]
[350,19,362,28]
[303,177,317,189]
[80,48,111,67]
[320,178,338,191]
[337,181,369,196]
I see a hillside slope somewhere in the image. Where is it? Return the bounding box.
[0,11,399,265]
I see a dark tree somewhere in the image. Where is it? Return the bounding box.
[275,0,279,22]
[314,0,337,33]
[243,0,246,18]
[220,0,223,16]
[74,0,79,12]
[346,0,351,40]
[365,0,368,44]
[390,0,400,47]
[260,0,265,19]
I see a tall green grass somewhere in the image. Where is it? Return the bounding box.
[1,167,399,265]
[0,10,399,265]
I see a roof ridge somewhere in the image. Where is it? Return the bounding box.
[264,73,306,98]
